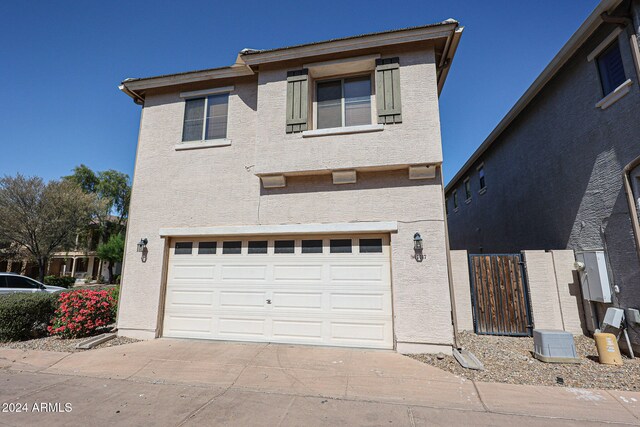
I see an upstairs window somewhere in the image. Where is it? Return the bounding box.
[453,190,459,210]
[182,94,229,142]
[478,165,486,190]
[597,41,626,96]
[464,178,472,201]
[316,76,371,129]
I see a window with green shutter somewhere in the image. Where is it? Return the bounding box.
[375,57,402,124]
[286,69,309,133]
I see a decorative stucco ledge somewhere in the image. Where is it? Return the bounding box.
[159,221,399,237]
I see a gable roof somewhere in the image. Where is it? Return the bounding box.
[445,0,623,192]
[120,20,462,102]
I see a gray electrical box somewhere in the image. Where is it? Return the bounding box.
[576,251,612,303]
[533,329,580,363]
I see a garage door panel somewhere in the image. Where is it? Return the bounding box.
[331,321,390,343]
[330,292,388,312]
[218,317,266,337]
[163,234,393,349]
[167,290,215,308]
[272,319,323,340]
[164,315,213,334]
[272,292,323,310]
[330,265,385,282]
[273,265,323,281]
[171,264,216,280]
[221,265,267,280]
[219,291,266,308]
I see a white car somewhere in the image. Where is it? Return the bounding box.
[0,273,65,294]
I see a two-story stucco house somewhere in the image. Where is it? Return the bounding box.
[445,0,640,352]
[117,21,463,354]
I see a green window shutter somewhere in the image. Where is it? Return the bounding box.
[375,57,402,124]
[286,69,309,133]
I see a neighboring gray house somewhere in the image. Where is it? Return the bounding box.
[117,22,464,354]
[445,0,640,352]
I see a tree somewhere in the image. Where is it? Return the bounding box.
[0,174,97,282]
[65,165,131,241]
[96,234,124,284]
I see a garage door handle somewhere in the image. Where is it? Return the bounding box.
[266,299,272,304]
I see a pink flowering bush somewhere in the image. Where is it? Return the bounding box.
[48,289,115,338]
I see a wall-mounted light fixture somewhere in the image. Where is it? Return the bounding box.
[137,238,148,253]
[413,232,424,262]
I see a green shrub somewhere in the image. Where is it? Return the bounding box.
[43,275,76,288]
[0,293,58,341]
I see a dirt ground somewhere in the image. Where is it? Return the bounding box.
[410,331,640,391]
[0,334,139,353]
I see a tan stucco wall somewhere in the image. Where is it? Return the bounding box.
[117,45,453,350]
[523,250,584,334]
[254,46,443,175]
[450,250,474,332]
[549,250,585,335]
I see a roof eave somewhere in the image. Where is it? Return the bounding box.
[445,0,623,192]
[119,64,255,101]
[240,23,459,66]
[437,27,464,95]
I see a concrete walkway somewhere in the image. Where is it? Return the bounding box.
[0,339,638,426]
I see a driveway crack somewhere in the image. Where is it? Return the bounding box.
[176,343,271,426]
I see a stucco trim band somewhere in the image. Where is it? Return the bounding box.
[159,221,399,237]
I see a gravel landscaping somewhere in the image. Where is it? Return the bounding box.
[0,333,140,353]
[409,331,640,391]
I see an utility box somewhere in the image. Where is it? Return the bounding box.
[533,329,580,363]
[576,251,612,303]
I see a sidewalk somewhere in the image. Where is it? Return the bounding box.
[0,340,638,426]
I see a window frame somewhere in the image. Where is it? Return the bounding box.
[477,164,486,193]
[313,72,375,130]
[181,93,230,143]
[596,40,626,97]
[464,178,472,202]
[174,242,193,255]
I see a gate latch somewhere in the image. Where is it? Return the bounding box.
[266,299,272,305]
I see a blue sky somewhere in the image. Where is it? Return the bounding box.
[0,0,598,184]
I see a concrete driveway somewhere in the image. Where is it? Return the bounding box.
[0,339,639,426]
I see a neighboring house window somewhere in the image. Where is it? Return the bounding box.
[597,41,626,96]
[464,178,472,201]
[445,197,449,215]
[478,165,486,190]
[182,94,229,142]
[453,190,458,210]
[316,76,371,129]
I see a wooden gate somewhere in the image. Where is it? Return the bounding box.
[469,254,533,336]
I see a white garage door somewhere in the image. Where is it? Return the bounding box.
[162,234,393,349]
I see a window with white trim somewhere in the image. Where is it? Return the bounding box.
[478,165,486,191]
[597,41,626,96]
[182,93,229,142]
[316,75,372,129]
[464,178,472,201]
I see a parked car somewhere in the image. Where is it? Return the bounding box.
[0,273,65,294]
